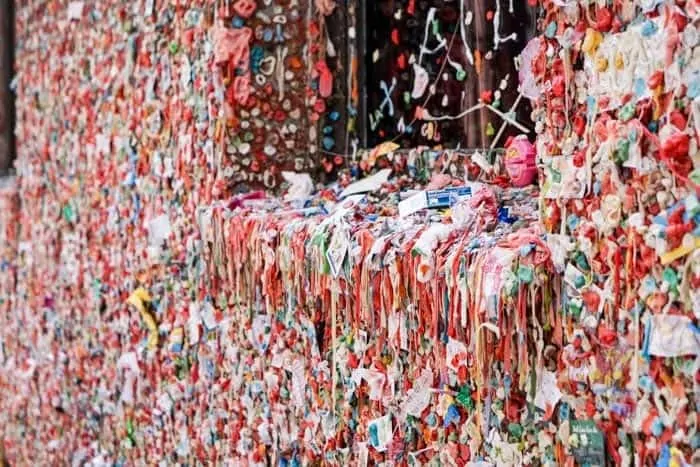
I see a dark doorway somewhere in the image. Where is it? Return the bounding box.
[364,0,537,149]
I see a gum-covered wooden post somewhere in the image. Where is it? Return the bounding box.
[0,0,13,175]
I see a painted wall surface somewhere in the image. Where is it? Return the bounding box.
[0,0,341,464]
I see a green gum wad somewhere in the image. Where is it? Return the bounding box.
[574,251,590,271]
[568,299,582,319]
[508,423,524,439]
[505,274,519,296]
[614,139,630,164]
[486,122,496,137]
[456,385,474,411]
[518,265,534,284]
[662,267,678,288]
[63,203,76,223]
[618,103,635,122]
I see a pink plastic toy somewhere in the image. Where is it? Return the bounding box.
[505,135,537,187]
